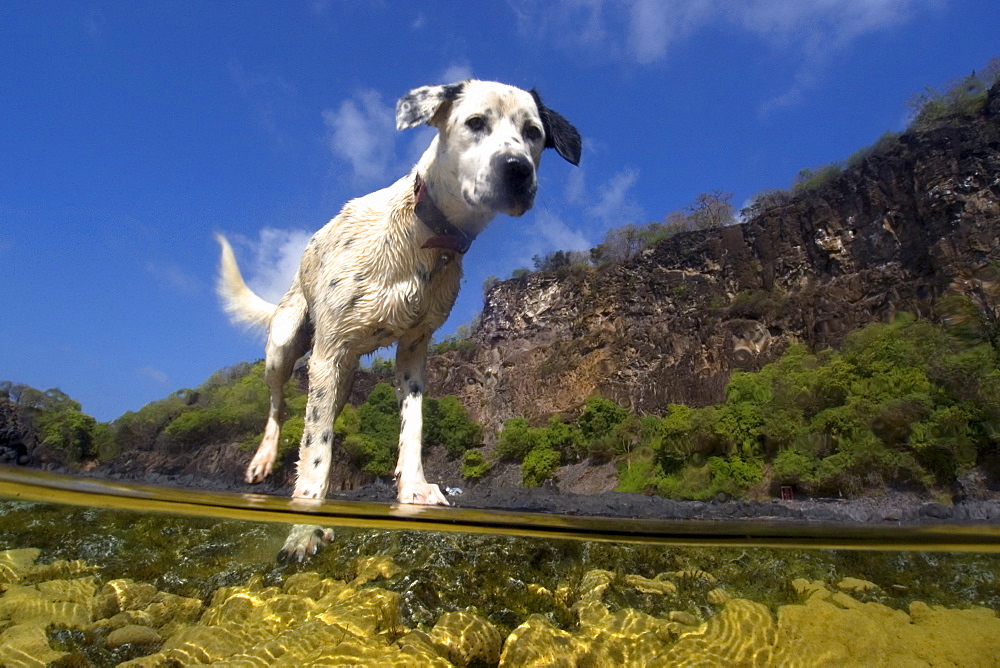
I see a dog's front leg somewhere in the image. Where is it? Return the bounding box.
[279,346,356,562]
[393,331,449,506]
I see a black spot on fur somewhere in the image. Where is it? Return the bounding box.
[396,82,466,129]
[321,430,332,444]
[313,457,322,468]
[305,433,312,448]
[311,407,319,422]
[344,237,355,248]
[342,294,361,312]
[329,278,340,289]
[312,388,325,400]
[354,272,366,282]
[408,380,422,396]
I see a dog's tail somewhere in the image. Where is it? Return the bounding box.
[214,233,277,331]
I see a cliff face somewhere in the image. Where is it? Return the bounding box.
[428,84,1000,436]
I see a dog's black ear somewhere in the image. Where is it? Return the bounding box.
[396,82,467,130]
[530,89,582,166]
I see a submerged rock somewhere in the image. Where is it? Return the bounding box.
[1,543,999,666]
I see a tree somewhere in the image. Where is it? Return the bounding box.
[686,190,735,229]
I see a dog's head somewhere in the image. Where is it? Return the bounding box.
[397,80,581,219]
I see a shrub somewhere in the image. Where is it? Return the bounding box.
[495,417,543,461]
[616,458,658,493]
[792,164,843,193]
[461,450,491,479]
[772,449,820,486]
[543,415,586,461]
[522,446,560,487]
[354,383,401,475]
[728,289,783,319]
[424,395,482,457]
[578,396,628,442]
[36,407,99,463]
[708,456,764,496]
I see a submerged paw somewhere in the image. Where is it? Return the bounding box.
[276,524,334,563]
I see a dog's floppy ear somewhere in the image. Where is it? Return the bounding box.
[396,82,467,130]
[530,89,582,166]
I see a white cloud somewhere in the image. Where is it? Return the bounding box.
[535,208,593,251]
[322,90,397,185]
[236,227,313,304]
[137,365,169,386]
[514,208,593,269]
[627,0,714,64]
[513,0,934,109]
[440,62,474,83]
[586,168,643,227]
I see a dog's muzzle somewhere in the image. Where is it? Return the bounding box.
[491,153,537,215]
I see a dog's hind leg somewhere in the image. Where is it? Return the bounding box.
[246,290,311,484]
[393,331,449,506]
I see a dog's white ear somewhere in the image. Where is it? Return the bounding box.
[530,90,582,166]
[396,82,467,130]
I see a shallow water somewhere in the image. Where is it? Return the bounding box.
[1,468,999,666]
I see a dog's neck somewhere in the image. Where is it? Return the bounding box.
[413,174,476,254]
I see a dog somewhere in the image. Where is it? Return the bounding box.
[216,80,581,560]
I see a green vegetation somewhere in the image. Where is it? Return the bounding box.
[626,314,999,498]
[491,315,999,500]
[3,363,482,475]
[907,60,1000,130]
[0,383,112,463]
[460,449,491,479]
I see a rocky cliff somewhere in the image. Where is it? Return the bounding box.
[428,82,1000,437]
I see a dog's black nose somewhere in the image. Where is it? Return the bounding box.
[495,154,535,190]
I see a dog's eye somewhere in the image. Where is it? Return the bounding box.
[465,116,487,133]
[524,124,543,143]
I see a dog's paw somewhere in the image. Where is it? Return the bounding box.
[245,453,275,484]
[397,482,451,506]
[276,524,334,563]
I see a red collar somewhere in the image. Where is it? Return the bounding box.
[414,175,473,253]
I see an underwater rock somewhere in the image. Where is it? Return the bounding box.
[351,554,403,586]
[668,610,699,626]
[576,568,615,602]
[25,558,94,582]
[105,623,162,648]
[670,568,717,584]
[122,574,411,666]
[428,609,503,666]
[0,623,68,666]
[791,577,832,600]
[0,548,41,584]
[663,598,778,665]
[95,578,159,618]
[0,580,93,629]
[499,613,613,666]
[624,573,677,595]
[282,570,348,600]
[101,590,204,638]
[774,592,1000,665]
[0,548,94,588]
[836,576,879,593]
[706,587,731,604]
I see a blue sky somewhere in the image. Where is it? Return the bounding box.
[2,1,998,422]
